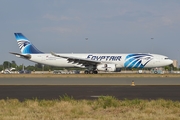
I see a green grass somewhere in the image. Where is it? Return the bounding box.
[0,95,180,120]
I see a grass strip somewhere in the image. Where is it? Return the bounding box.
[0,95,179,120]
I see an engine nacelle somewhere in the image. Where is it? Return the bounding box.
[97,64,116,72]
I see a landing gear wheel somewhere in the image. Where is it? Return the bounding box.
[93,71,98,74]
[84,70,89,74]
[84,70,98,74]
[89,70,94,74]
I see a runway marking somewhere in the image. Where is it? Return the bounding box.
[90,96,101,98]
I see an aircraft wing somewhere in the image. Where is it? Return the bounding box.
[51,52,102,66]
[9,52,31,59]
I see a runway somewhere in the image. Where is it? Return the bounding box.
[0,85,180,101]
[0,77,180,101]
[0,77,180,85]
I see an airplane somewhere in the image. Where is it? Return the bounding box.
[10,33,173,74]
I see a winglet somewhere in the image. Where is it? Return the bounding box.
[51,51,69,59]
[51,51,60,57]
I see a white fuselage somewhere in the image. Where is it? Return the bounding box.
[27,53,173,68]
[12,33,173,72]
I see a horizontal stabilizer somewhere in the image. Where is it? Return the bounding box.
[9,52,31,59]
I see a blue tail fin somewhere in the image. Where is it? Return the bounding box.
[14,33,43,54]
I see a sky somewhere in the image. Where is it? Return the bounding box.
[1,0,180,66]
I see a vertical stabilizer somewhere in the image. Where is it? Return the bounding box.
[14,33,43,54]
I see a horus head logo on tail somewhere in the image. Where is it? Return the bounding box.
[14,33,43,54]
[124,54,153,68]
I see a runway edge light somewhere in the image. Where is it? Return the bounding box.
[131,81,135,86]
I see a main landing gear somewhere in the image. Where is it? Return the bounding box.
[84,70,98,74]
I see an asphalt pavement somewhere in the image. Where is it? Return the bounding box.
[0,77,179,101]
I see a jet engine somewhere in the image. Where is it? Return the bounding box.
[97,64,116,72]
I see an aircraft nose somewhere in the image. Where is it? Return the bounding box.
[169,59,173,65]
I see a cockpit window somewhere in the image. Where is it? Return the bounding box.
[165,58,169,60]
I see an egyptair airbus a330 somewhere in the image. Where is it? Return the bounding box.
[10,33,173,74]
